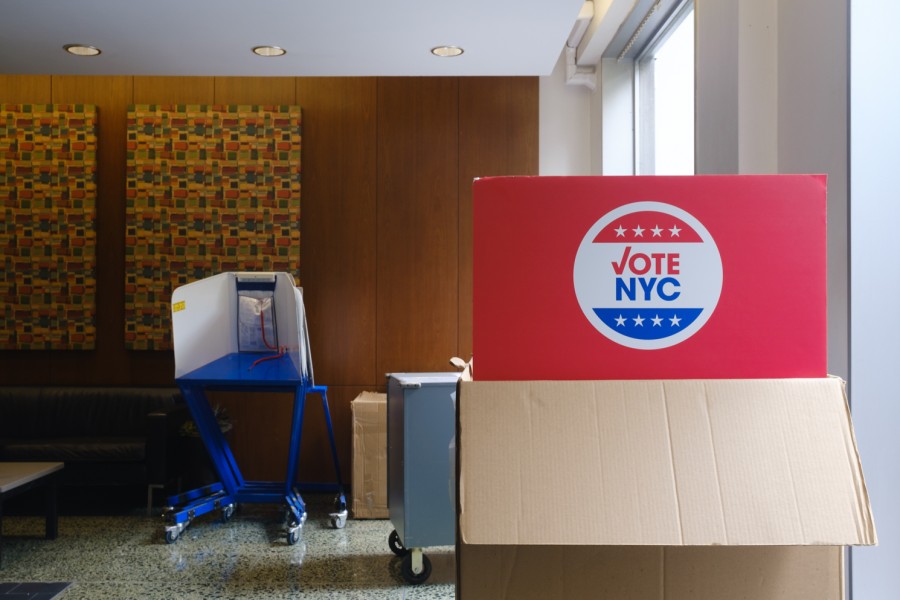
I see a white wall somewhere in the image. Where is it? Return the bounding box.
[599,58,634,175]
[539,50,593,175]
[539,1,897,596]
[694,0,740,173]
[694,0,849,379]
[849,2,900,597]
[777,0,849,381]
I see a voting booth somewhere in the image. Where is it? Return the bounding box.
[163,272,346,545]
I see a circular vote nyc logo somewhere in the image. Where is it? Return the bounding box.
[573,201,723,350]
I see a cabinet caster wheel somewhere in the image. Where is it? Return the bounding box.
[388,529,409,556]
[165,529,179,544]
[400,552,432,585]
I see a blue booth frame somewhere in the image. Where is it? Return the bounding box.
[162,352,346,545]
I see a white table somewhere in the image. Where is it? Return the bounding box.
[0,462,64,567]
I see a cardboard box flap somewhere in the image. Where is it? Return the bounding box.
[459,378,875,547]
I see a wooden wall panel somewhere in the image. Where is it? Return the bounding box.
[458,77,539,359]
[0,75,52,102]
[133,76,214,104]
[376,77,460,375]
[296,385,361,484]
[296,78,377,386]
[211,385,363,483]
[208,390,294,482]
[214,77,296,105]
[0,74,538,482]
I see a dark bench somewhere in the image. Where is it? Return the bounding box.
[0,387,189,513]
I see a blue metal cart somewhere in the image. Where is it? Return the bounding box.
[161,272,346,545]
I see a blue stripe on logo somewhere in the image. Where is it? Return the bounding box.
[593,308,704,341]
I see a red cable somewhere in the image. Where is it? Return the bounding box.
[249,347,285,369]
[260,310,278,350]
[249,307,284,369]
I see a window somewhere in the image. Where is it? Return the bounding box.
[635,2,694,174]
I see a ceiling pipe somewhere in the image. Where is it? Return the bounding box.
[565,1,597,91]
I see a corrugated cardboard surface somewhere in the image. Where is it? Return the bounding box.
[457,545,844,600]
[456,378,872,599]
[351,392,388,519]
[459,378,875,547]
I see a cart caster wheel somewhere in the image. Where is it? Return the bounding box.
[400,552,432,585]
[329,508,348,529]
[287,517,303,546]
[287,526,301,546]
[388,529,409,557]
[330,514,347,529]
[164,521,186,544]
[221,503,235,522]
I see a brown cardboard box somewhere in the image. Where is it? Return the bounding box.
[456,378,875,599]
[351,391,388,519]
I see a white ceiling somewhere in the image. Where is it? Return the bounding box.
[0,0,588,77]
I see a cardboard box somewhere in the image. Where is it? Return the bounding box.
[456,378,875,599]
[351,391,388,519]
[472,175,828,380]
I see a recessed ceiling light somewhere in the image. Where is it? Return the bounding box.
[63,44,101,57]
[252,46,287,57]
[431,46,464,57]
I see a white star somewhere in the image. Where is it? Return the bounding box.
[633,315,645,327]
[614,225,627,237]
[669,314,681,327]
[651,225,663,237]
[651,315,663,327]
[632,225,644,237]
[669,225,681,237]
[614,314,626,327]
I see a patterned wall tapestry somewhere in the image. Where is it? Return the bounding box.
[0,104,98,350]
[125,104,301,350]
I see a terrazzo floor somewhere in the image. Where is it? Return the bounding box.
[0,494,455,599]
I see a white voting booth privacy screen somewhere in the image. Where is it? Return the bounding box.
[171,272,313,381]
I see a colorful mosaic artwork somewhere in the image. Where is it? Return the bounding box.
[0,104,98,350]
[125,104,301,350]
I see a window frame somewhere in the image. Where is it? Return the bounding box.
[633,0,695,175]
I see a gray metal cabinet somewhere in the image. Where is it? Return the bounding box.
[386,372,460,584]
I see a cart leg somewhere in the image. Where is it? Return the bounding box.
[312,386,346,489]
[310,386,349,529]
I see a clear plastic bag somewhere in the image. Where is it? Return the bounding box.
[237,291,278,352]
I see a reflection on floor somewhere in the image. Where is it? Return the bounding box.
[0,582,69,600]
[0,494,455,599]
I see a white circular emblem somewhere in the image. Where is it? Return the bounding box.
[573,201,723,350]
